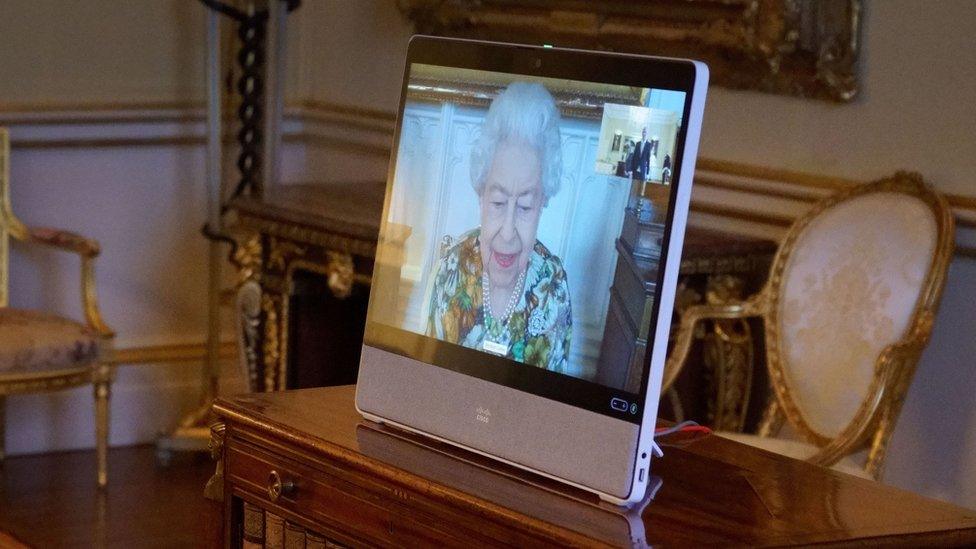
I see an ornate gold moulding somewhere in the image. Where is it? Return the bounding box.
[399,0,861,102]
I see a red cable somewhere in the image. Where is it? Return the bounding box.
[655,424,713,435]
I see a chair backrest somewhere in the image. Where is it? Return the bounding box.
[0,128,9,307]
[0,127,29,308]
[764,172,954,445]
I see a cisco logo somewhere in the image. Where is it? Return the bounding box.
[475,407,491,424]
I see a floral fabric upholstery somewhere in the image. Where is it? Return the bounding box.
[777,192,937,438]
[0,308,100,374]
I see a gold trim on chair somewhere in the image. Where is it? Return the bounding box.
[663,172,955,479]
[0,128,116,488]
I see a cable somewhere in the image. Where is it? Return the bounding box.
[654,420,712,451]
[655,420,710,437]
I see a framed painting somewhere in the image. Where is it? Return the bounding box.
[398,0,861,102]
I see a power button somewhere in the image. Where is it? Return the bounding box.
[610,397,629,412]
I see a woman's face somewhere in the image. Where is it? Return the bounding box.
[479,139,544,291]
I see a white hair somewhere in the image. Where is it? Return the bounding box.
[470,82,562,203]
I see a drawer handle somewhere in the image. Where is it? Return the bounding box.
[268,470,296,502]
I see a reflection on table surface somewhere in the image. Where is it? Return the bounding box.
[356,421,657,547]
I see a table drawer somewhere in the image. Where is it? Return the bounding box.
[225,437,469,547]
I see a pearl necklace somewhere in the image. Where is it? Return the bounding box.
[482,267,526,325]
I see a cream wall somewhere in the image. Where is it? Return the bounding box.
[0,0,305,453]
[0,0,305,106]
[1,0,974,510]
[296,0,414,113]
[0,2,203,105]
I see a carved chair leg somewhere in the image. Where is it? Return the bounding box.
[704,318,754,432]
[865,411,894,481]
[0,395,6,463]
[757,399,784,438]
[94,365,112,489]
[665,387,685,423]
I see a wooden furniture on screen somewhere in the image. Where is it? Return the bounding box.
[604,203,777,431]
[208,385,976,547]
[0,128,115,487]
[227,182,775,431]
[664,172,955,480]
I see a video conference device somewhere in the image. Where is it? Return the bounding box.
[356,36,708,505]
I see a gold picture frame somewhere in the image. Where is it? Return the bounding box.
[398,0,861,102]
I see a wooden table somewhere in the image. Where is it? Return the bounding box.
[209,386,976,547]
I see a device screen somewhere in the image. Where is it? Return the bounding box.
[366,50,694,424]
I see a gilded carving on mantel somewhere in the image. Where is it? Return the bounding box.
[398,0,861,102]
[231,232,262,285]
[229,215,379,393]
[236,280,263,392]
[267,237,307,272]
[325,251,355,299]
[236,214,377,258]
[262,293,283,392]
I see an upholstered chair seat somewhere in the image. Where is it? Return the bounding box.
[718,432,872,479]
[0,308,101,374]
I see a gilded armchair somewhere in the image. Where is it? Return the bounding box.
[0,128,115,488]
[664,172,954,480]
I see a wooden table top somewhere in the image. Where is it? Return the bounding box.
[214,386,976,547]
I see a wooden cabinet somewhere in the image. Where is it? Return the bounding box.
[210,386,976,547]
[226,435,465,547]
[597,238,658,393]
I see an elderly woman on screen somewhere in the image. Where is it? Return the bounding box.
[427,82,573,373]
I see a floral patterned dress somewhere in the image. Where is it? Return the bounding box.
[427,229,573,373]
